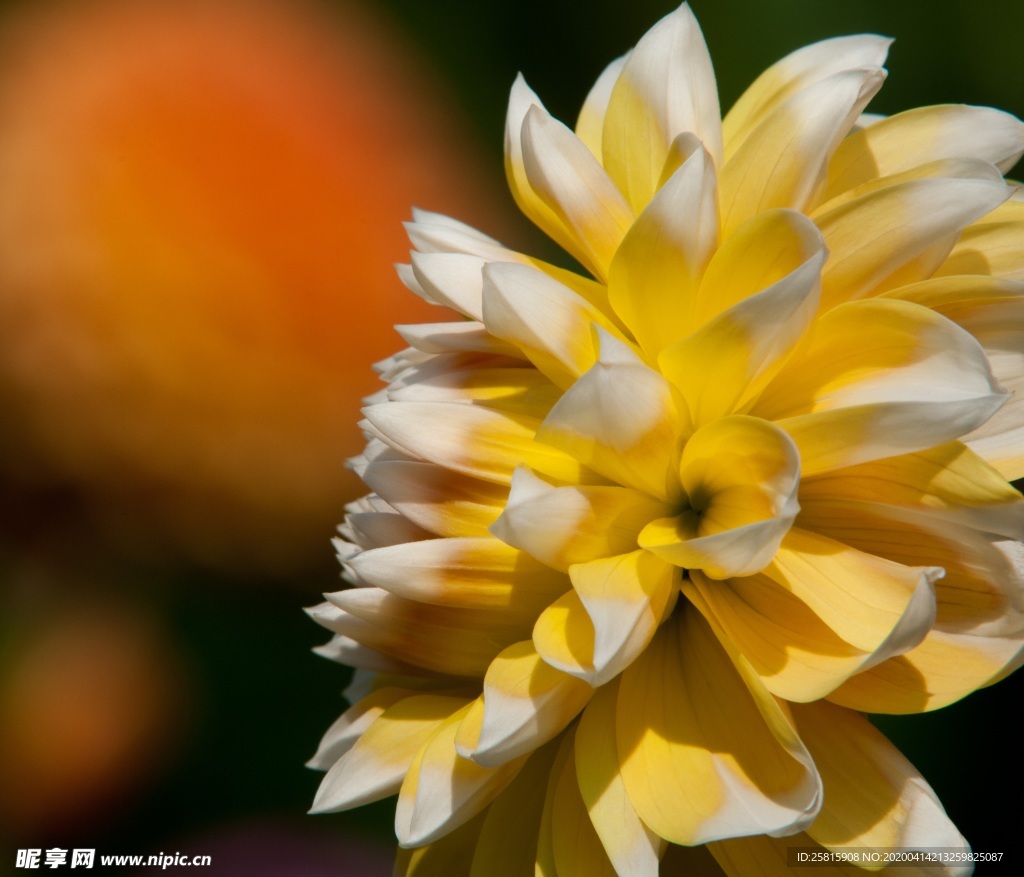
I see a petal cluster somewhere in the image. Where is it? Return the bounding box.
[309,5,1024,875]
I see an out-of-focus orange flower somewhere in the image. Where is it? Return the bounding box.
[0,0,505,574]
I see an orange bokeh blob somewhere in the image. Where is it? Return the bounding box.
[0,0,506,574]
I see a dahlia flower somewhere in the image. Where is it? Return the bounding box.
[308,5,1024,874]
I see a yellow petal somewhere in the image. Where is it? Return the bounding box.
[616,610,820,845]
[533,588,596,678]
[723,34,892,159]
[395,811,486,877]
[720,68,885,235]
[792,701,969,857]
[396,703,528,847]
[490,466,671,572]
[638,416,801,579]
[575,54,628,160]
[310,693,470,813]
[936,215,1024,281]
[575,682,665,877]
[537,329,686,502]
[602,3,722,210]
[455,641,592,767]
[826,104,1024,198]
[307,685,414,771]
[570,549,678,684]
[607,140,719,359]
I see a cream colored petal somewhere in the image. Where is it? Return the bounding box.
[347,537,568,613]
[684,572,877,703]
[361,460,508,538]
[816,175,1010,307]
[723,34,892,159]
[576,54,629,159]
[570,550,678,685]
[659,223,824,426]
[755,299,1008,475]
[720,68,886,235]
[504,76,584,263]
[321,588,533,677]
[306,686,413,770]
[364,400,592,486]
[310,693,469,813]
[469,741,561,877]
[602,3,722,211]
[607,140,718,358]
[344,511,432,550]
[410,252,487,321]
[536,329,686,501]
[396,321,520,357]
[482,261,627,389]
[574,682,665,877]
[521,104,635,280]
[387,365,557,418]
[616,610,821,845]
[396,704,527,848]
[454,641,592,767]
[490,466,671,571]
[793,700,970,859]
[638,417,801,579]
[827,104,1024,198]
[764,528,938,656]
[311,633,422,675]
[406,208,516,259]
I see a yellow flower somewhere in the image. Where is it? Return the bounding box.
[308,5,1024,874]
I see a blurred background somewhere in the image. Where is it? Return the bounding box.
[0,0,1021,874]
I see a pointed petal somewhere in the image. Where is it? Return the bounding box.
[537,329,686,501]
[347,537,567,612]
[616,611,820,845]
[827,104,1024,198]
[364,400,591,486]
[395,813,485,877]
[723,34,892,159]
[576,54,629,159]
[659,222,824,426]
[607,140,719,358]
[310,694,469,813]
[410,252,487,321]
[521,104,634,280]
[482,261,626,388]
[575,683,665,877]
[306,686,414,770]
[455,641,592,767]
[793,701,970,857]
[602,3,722,210]
[533,588,596,678]
[720,68,886,234]
[754,299,1009,475]
[570,550,678,685]
[396,704,527,847]
[490,466,671,572]
[815,175,1010,307]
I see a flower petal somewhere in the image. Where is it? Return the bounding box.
[602,3,722,210]
[310,693,470,813]
[792,701,970,858]
[570,550,679,685]
[482,261,627,389]
[638,416,801,579]
[723,34,892,159]
[607,140,719,358]
[574,681,665,877]
[490,466,670,572]
[537,329,685,501]
[575,54,629,159]
[521,103,634,280]
[658,219,824,426]
[306,686,414,770]
[720,68,886,234]
[616,610,821,845]
[455,641,592,767]
[754,299,1008,475]
[396,704,527,847]
[827,104,1024,198]
[533,588,596,679]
